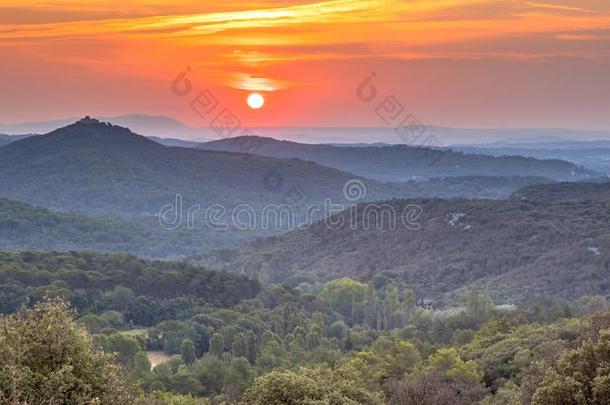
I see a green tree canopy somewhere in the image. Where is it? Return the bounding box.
[0,299,134,404]
[241,365,382,405]
[533,329,610,405]
[320,278,368,325]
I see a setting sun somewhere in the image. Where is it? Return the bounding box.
[247,93,265,110]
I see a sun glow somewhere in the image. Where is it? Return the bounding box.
[247,93,265,109]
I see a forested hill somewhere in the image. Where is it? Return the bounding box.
[209,198,610,302]
[0,251,260,316]
[0,118,382,214]
[0,177,556,259]
[0,198,260,258]
[0,118,551,215]
[197,135,599,182]
[511,180,610,204]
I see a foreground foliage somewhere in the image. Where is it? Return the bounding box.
[241,366,382,405]
[1,251,610,404]
[0,299,134,404]
[533,328,610,404]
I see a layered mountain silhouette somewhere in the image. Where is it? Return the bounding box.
[0,118,551,215]
[197,136,599,182]
[0,118,357,214]
[456,144,610,173]
[4,114,609,142]
[1,118,609,303]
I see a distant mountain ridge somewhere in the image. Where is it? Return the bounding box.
[455,143,610,174]
[0,118,548,216]
[3,114,609,143]
[197,135,599,182]
[511,181,610,204]
[454,139,610,150]
[0,114,214,140]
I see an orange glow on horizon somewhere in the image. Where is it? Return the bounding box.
[1,0,609,129]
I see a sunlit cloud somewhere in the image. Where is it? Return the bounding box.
[232,74,285,91]
[0,0,384,40]
[1,0,609,64]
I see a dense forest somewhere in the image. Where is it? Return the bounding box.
[204,197,610,302]
[2,251,610,404]
[0,198,260,258]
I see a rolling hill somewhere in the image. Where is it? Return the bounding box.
[197,136,599,182]
[0,118,550,215]
[0,118,384,214]
[0,198,262,258]
[455,144,610,174]
[207,196,610,303]
[511,180,610,204]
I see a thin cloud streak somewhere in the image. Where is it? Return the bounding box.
[524,1,598,14]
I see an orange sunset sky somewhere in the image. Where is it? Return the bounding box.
[1,0,610,129]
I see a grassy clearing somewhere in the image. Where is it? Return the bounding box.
[147,351,173,369]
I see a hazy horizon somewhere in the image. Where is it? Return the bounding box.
[3,114,610,145]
